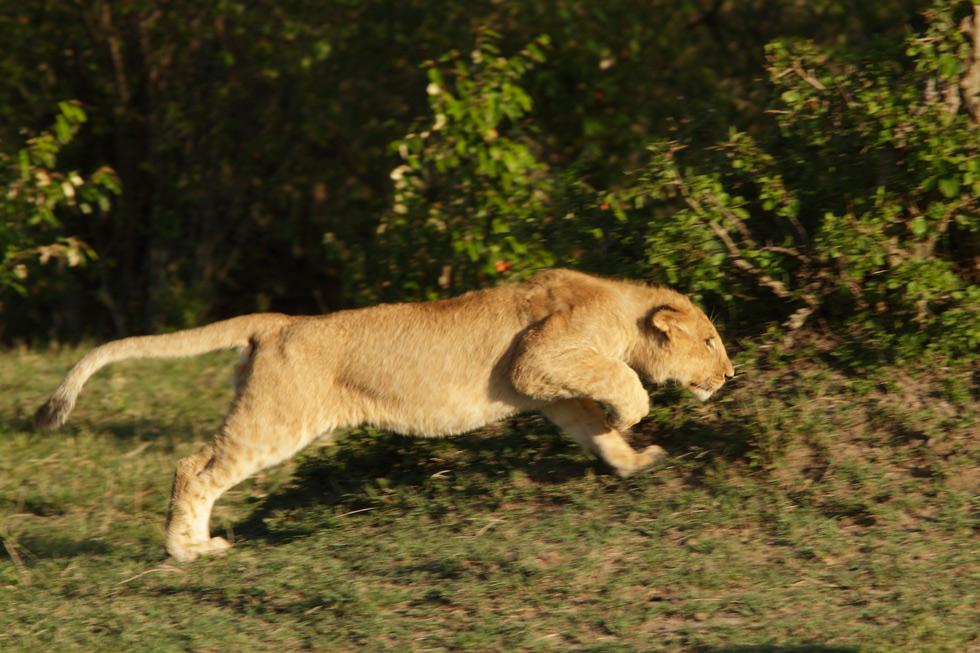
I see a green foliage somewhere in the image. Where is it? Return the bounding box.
[623,0,980,354]
[321,1,980,361]
[0,0,927,340]
[0,101,118,312]
[368,33,557,299]
[354,31,663,303]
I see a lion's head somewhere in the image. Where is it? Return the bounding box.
[629,300,735,401]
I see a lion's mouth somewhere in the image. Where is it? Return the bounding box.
[687,377,723,401]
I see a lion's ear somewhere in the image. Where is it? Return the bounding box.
[650,306,685,336]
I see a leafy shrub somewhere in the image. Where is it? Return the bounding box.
[623,0,980,354]
[0,101,119,333]
[358,32,556,301]
[355,1,980,359]
[338,32,672,304]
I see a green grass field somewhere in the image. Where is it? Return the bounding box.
[1,339,979,652]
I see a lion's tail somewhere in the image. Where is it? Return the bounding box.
[34,313,295,431]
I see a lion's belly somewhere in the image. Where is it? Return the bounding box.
[370,397,525,437]
[356,373,539,437]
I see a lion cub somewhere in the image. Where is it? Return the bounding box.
[35,269,734,561]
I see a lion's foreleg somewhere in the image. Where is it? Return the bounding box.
[541,399,666,477]
[511,343,650,432]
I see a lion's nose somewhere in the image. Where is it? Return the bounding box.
[725,363,735,378]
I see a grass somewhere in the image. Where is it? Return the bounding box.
[1,338,979,651]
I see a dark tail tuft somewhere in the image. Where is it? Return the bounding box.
[34,397,71,431]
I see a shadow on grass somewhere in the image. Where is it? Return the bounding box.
[234,411,757,548]
[14,390,758,557]
[697,646,858,653]
[1,414,35,434]
[13,536,113,560]
[694,644,861,653]
[233,420,591,545]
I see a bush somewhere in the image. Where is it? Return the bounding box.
[351,1,980,359]
[328,33,560,303]
[621,0,980,354]
[0,101,119,338]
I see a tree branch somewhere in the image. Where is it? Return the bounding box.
[793,65,827,91]
[707,220,789,297]
[669,169,818,328]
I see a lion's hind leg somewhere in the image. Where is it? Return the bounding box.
[164,442,237,562]
[541,398,666,477]
[165,403,327,562]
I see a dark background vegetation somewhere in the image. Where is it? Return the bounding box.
[2,0,978,356]
[4,4,980,648]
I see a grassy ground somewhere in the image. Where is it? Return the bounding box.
[1,336,979,652]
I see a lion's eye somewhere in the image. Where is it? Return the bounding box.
[705,338,715,351]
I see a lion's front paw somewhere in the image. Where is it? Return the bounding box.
[612,444,667,478]
[637,444,668,468]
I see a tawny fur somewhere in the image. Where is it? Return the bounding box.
[34,269,734,562]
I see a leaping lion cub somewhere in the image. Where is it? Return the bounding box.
[36,269,734,561]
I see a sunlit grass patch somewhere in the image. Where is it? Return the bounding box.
[1,341,979,651]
